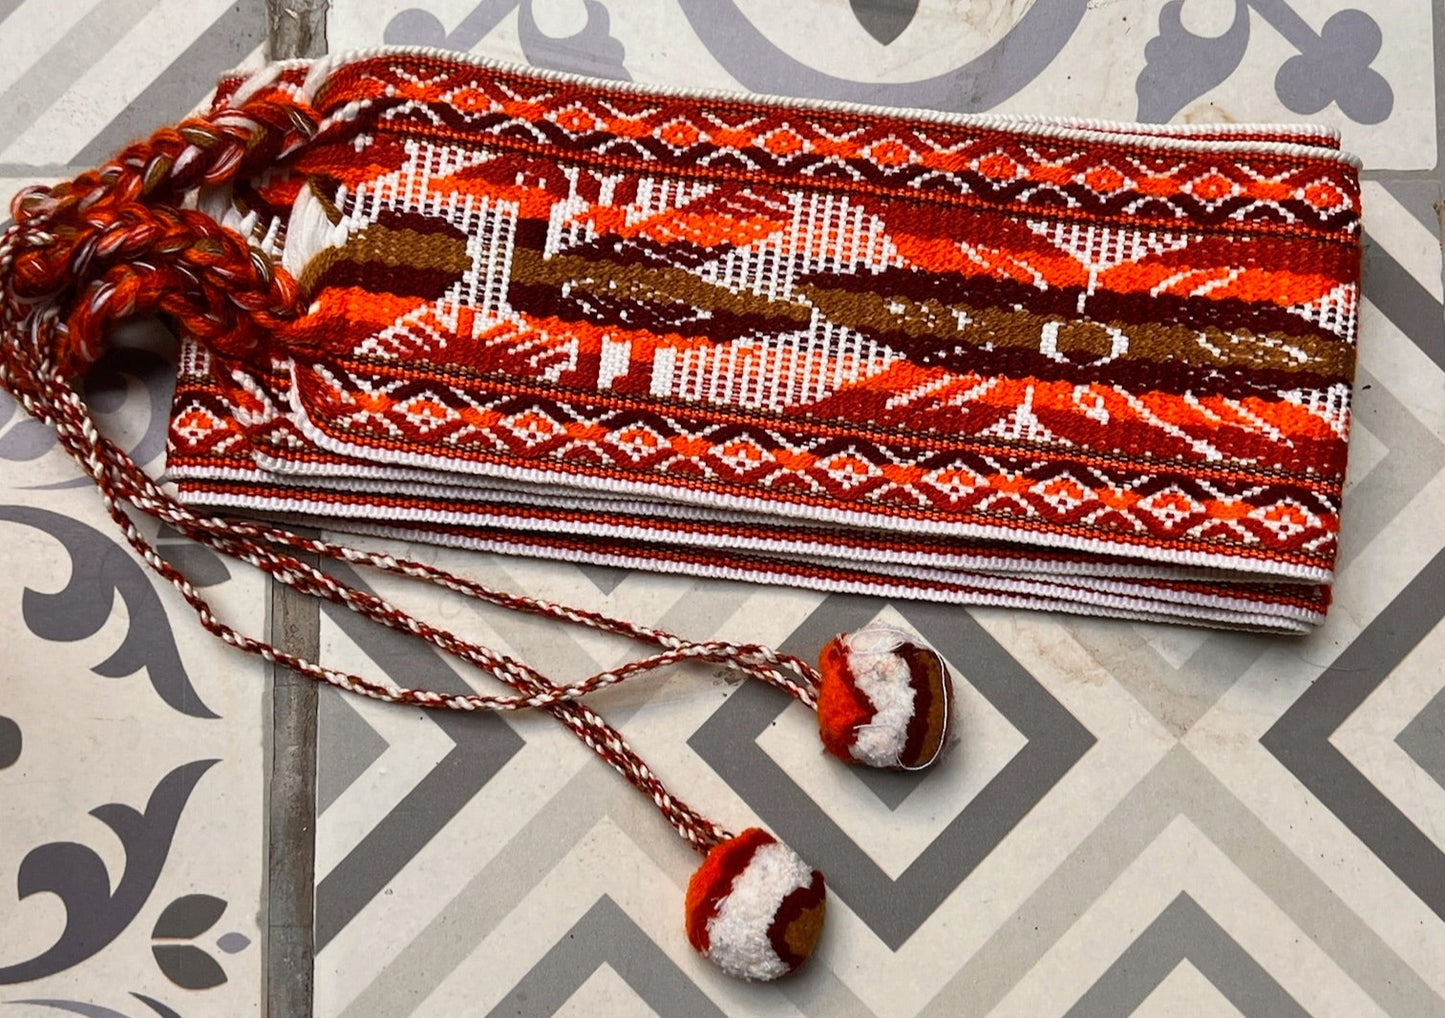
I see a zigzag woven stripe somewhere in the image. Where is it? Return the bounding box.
[166,48,1363,633]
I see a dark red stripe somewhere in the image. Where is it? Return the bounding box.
[765,870,826,971]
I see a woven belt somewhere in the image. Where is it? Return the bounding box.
[157,50,1363,634]
[0,47,1362,979]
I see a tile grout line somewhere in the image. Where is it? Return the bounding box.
[267,564,320,1018]
[269,0,330,62]
[262,7,328,1017]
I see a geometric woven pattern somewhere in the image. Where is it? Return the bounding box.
[169,52,1364,631]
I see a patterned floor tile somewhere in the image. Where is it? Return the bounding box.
[0,11,268,1012]
[308,3,1444,1016]
[2,1,1442,1016]
[0,405,270,1014]
[338,0,1436,167]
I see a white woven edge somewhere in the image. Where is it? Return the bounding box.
[276,374,1335,586]
[170,481,1324,629]
[264,515,1322,634]
[169,464,1325,586]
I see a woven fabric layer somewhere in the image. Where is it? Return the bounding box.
[167,49,1363,632]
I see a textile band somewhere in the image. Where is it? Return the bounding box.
[160,49,1362,634]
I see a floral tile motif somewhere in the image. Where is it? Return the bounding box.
[1,3,270,998]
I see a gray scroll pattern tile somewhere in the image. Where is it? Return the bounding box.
[0,2,270,1014]
[0,422,271,1017]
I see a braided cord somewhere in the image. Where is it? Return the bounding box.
[0,81,823,854]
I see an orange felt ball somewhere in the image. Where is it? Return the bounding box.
[684,828,826,981]
[815,624,954,770]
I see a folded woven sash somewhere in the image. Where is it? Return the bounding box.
[163,49,1364,633]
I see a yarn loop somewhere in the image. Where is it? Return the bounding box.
[4,95,313,377]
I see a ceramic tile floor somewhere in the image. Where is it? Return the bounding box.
[2,2,1444,1016]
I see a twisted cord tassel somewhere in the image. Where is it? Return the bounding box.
[0,85,823,853]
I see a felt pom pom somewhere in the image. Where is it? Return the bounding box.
[684,828,826,981]
[816,624,953,770]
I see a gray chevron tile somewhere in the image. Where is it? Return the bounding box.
[1379,177,1445,237]
[1063,894,1310,1018]
[1397,688,1445,791]
[327,762,693,1017]
[1061,622,1276,737]
[1262,546,1445,923]
[918,747,1438,1018]
[312,588,527,952]
[692,596,1095,950]
[1335,365,1445,569]
[316,687,391,816]
[1362,237,1445,372]
[71,0,268,164]
[0,0,159,153]
[484,896,726,1018]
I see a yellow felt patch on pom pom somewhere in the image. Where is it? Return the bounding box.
[816,624,953,770]
[684,828,826,981]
